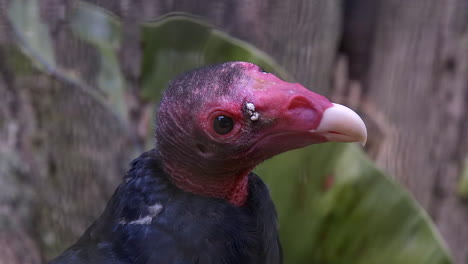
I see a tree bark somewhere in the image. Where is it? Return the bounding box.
[339,1,468,263]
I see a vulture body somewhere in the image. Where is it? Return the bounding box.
[50,150,280,264]
[50,62,366,264]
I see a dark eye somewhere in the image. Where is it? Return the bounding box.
[213,115,234,135]
[259,67,268,73]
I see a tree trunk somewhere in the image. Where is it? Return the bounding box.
[0,0,466,263]
[340,1,468,263]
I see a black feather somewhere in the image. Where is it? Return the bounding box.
[49,149,282,264]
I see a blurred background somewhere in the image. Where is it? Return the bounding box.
[0,0,467,263]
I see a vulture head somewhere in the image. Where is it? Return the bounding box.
[156,62,367,206]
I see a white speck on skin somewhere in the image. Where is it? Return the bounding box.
[119,203,163,225]
[245,102,260,121]
[250,112,259,121]
[246,103,256,112]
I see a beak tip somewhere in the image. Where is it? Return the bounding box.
[357,120,367,147]
[315,103,368,146]
[360,138,367,147]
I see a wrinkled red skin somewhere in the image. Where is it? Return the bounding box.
[160,62,333,206]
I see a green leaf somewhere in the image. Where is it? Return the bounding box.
[256,143,453,264]
[457,156,468,198]
[8,0,128,129]
[7,0,103,103]
[2,45,37,75]
[8,0,56,72]
[71,1,121,49]
[71,1,127,120]
[140,13,289,102]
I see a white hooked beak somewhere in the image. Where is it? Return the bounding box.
[311,103,367,146]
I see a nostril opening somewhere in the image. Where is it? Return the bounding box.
[287,96,317,125]
[287,96,313,111]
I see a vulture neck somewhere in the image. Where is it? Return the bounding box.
[163,160,252,207]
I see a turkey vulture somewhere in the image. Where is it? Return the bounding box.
[50,62,366,264]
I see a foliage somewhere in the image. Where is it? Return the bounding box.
[71,1,127,120]
[8,0,127,124]
[7,1,454,263]
[8,0,56,72]
[258,144,452,264]
[140,13,290,102]
[457,156,468,198]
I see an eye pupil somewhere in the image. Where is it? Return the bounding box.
[259,67,268,73]
[213,115,234,135]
